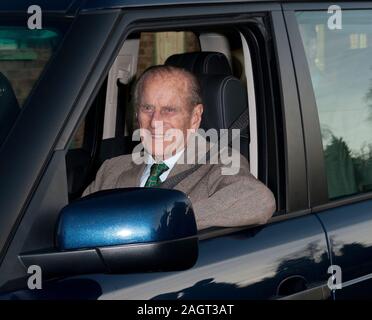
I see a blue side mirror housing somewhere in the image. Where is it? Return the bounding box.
[20,188,198,276]
[57,187,197,250]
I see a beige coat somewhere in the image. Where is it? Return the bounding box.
[82,142,276,230]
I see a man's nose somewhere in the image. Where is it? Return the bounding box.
[150,110,164,129]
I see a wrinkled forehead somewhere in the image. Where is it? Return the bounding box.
[141,71,190,105]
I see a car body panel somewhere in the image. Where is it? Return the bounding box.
[316,200,372,298]
[0,214,330,299]
[92,214,330,299]
[0,0,78,13]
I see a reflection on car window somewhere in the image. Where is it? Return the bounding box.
[297,10,372,199]
[0,26,62,145]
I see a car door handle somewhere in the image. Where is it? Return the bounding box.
[277,275,331,300]
[277,275,308,296]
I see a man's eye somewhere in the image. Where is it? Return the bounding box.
[163,107,176,113]
[140,105,153,112]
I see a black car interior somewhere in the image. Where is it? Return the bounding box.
[65,79,107,200]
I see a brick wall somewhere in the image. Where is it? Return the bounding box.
[137,32,156,77]
[136,31,200,76]
[0,47,52,106]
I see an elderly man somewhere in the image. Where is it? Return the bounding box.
[82,65,275,230]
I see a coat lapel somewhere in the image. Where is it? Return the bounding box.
[165,132,211,186]
[115,158,146,188]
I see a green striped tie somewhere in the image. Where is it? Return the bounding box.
[144,162,169,187]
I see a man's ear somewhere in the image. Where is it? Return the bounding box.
[135,110,140,128]
[191,104,203,130]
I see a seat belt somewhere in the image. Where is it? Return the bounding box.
[159,108,249,189]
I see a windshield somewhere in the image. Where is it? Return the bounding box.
[0,25,63,146]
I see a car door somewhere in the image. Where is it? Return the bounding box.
[284,2,372,299]
[15,215,327,300]
[0,2,332,300]
[77,6,332,300]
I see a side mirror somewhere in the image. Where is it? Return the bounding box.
[20,188,198,277]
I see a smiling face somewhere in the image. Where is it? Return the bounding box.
[137,69,203,160]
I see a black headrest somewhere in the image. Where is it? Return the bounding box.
[0,72,19,145]
[198,74,247,131]
[165,52,232,75]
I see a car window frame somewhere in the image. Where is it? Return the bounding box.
[59,5,304,239]
[61,4,308,236]
[108,4,311,235]
[0,3,311,292]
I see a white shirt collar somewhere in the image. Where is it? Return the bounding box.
[144,149,184,169]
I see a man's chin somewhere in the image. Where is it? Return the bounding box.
[142,140,184,160]
[150,150,176,162]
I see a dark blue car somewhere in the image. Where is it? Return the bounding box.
[1,0,372,300]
